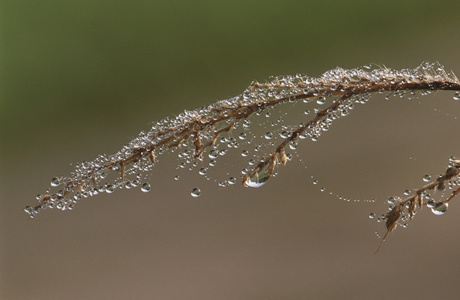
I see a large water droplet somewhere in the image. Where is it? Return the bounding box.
[423,174,431,182]
[431,202,448,215]
[264,132,273,139]
[191,187,201,197]
[243,162,272,188]
[141,182,151,192]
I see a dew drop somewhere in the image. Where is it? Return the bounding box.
[51,177,60,187]
[316,97,326,105]
[426,200,436,208]
[241,150,249,157]
[199,168,207,175]
[454,92,460,101]
[141,183,151,192]
[369,213,376,219]
[239,133,247,140]
[243,161,272,188]
[209,160,217,167]
[431,202,448,215]
[105,185,115,193]
[423,174,431,182]
[264,132,273,139]
[209,150,219,159]
[228,177,237,185]
[191,187,201,197]
[280,131,290,138]
[174,175,180,181]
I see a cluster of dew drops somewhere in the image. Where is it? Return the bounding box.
[25,62,460,218]
[369,156,460,238]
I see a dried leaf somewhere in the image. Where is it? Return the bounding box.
[376,205,402,253]
[408,198,416,221]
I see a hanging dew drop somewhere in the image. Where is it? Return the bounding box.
[431,202,448,215]
[243,161,272,188]
[141,183,151,192]
[244,171,270,188]
[191,187,201,197]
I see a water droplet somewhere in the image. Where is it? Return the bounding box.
[239,133,247,140]
[51,177,60,187]
[243,161,272,188]
[316,97,326,105]
[369,213,376,219]
[426,200,436,208]
[289,141,298,150]
[228,177,237,185]
[320,187,326,192]
[387,196,396,204]
[304,109,310,115]
[105,185,115,193]
[264,132,273,139]
[209,150,219,159]
[403,190,411,196]
[141,183,151,192]
[454,92,460,101]
[174,175,180,180]
[241,150,249,157]
[431,202,448,215]
[191,187,201,197]
[313,180,318,185]
[209,160,216,167]
[280,131,290,138]
[423,174,431,182]
[199,168,207,175]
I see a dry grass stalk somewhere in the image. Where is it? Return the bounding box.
[24,62,460,251]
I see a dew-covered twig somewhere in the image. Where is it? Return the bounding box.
[375,159,460,253]
[26,62,460,227]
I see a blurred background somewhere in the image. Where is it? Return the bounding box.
[2,0,460,299]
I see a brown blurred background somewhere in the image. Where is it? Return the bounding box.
[2,0,460,299]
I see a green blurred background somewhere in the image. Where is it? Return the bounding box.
[2,0,460,299]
